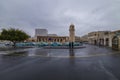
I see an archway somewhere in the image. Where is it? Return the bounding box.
[99,39,102,46]
[112,36,119,50]
[94,40,97,45]
[101,39,104,46]
[106,38,109,46]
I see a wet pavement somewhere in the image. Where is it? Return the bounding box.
[0,44,120,80]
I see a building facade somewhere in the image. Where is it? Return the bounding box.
[47,34,57,36]
[37,36,69,43]
[35,29,48,37]
[81,30,120,48]
[81,35,88,42]
[112,30,120,50]
[34,24,81,43]
[87,31,112,47]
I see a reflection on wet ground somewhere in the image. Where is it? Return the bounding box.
[1,44,119,58]
[0,44,120,80]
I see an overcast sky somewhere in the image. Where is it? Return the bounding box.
[0,0,120,37]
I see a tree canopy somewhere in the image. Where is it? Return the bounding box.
[0,28,30,42]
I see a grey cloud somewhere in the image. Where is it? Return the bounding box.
[0,0,120,36]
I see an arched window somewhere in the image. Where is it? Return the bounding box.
[60,39,63,42]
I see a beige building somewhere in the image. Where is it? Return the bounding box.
[36,24,81,43]
[75,36,81,42]
[47,34,57,36]
[81,35,88,42]
[112,30,120,50]
[85,31,112,47]
[83,30,120,48]
[37,36,69,43]
[112,35,120,50]
[26,37,37,42]
[87,31,98,45]
[36,36,81,43]
[27,36,81,43]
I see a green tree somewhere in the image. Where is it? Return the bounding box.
[0,28,30,47]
